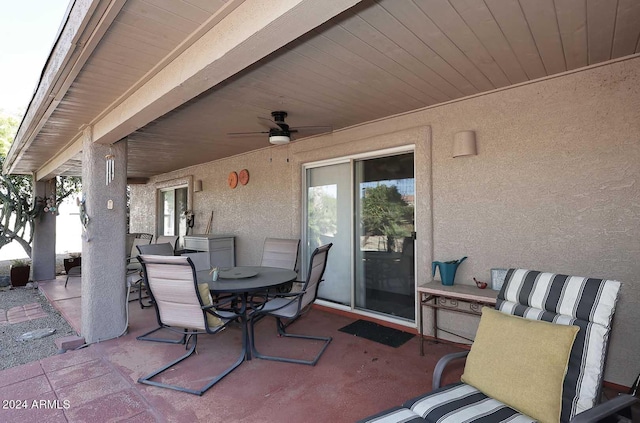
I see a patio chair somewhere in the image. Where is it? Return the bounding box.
[155,235,179,252]
[261,237,300,293]
[181,252,210,271]
[126,237,154,308]
[358,269,637,423]
[261,237,300,270]
[133,243,176,308]
[136,254,244,396]
[126,232,153,258]
[249,243,332,366]
[137,242,175,256]
[127,237,151,265]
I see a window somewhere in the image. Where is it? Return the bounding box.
[158,186,188,239]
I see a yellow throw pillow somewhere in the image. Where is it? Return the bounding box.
[197,283,223,328]
[461,307,578,423]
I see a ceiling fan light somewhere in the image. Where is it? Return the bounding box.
[269,134,290,145]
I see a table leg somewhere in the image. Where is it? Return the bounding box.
[433,295,439,343]
[242,292,251,361]
[419,292,425,356]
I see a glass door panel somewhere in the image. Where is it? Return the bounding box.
[175,187,188,237]
[160,187,188,237]
[306,163,351,306]
[354,153,415,320]
[161,190,175,236]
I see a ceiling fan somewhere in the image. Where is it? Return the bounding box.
[228,111,331,145]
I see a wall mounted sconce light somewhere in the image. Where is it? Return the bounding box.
[453,130,477,158]
[194,179,203,192]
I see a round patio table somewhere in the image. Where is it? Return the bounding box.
[198,266,297,294]
[196,266,297,360]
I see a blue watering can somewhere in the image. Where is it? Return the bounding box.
[432,257,467,286]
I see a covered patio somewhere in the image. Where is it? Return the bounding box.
[1,275,466,422]
[3,0,639,415]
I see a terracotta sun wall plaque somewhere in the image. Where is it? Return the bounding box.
[228,171,238,189]
[239,169,250,185]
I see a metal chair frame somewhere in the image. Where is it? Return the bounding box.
[249,243,333,366]
[135,255,245,396]
[126,236,154,308]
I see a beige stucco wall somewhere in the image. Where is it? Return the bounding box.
[130,56,640,385]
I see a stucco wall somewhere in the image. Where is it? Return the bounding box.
[131,146,299,266]
[130,57,640,385]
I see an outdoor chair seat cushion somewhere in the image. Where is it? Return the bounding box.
[257,296,301,319]
[359,383,535,423]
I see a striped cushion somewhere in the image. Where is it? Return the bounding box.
[406,383,535,423]
[497,269,621,422]
[357,383,535,423]
[356,406,426,423]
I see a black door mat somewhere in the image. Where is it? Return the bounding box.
[338,320,415,348]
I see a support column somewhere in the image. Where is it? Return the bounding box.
[81,127,128,343]
[32,179,57,281]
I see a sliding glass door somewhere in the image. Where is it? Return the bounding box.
[354,153,415,319]
[306,163,352,306]
[304,149,415,321]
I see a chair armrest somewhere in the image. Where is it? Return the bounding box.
[209,295,238,309]
[202,303,241,320]
[126,256,141,270]
[432,351,469,390]
[250,292,304,316]
[571,394,637,423]
[249,287,304,305]
[273,290,305,299]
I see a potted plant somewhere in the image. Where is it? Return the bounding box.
[10,259,31,287]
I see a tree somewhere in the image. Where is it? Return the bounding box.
[0,113,82,257]
[307,187,338,250]
[361,184,413,252]
[0,114,19,156]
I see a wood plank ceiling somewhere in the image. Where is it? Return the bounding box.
[16,0,640,178]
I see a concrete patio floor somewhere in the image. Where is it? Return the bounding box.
[0,276,467,422]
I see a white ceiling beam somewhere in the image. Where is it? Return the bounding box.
[90,0,363,146]
[35,135,83,181]
[5,0,127,177]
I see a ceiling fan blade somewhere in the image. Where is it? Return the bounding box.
[257,116,281,130]
[227,131,270,136]
[230,111,330,143]
[291,125,333,131]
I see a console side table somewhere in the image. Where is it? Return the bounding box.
[418,282,498,355]
[183,235,235,268]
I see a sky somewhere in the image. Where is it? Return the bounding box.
[0,1,76,260]
[0,0,70,116]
